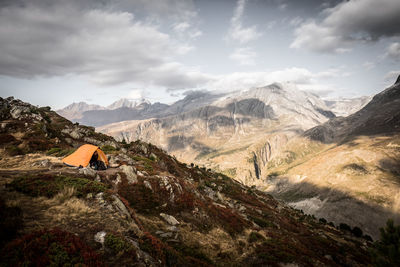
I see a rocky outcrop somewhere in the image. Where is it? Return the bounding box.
[119,165,138,184]
[159,213,180,226]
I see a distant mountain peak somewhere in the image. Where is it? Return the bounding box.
[56,101,105,121]
[107,98,150,110]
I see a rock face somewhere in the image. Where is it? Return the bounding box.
[99,83,336,184]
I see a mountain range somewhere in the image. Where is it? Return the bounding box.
[57,89,370,127]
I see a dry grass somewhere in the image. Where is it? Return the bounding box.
[43,187,94,223]
[180,225,243,262]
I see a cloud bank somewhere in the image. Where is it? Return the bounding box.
[291,0,400,53]
[0,0,207,89]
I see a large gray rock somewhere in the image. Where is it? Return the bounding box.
[10,105,30,119]
[112,195,131,219]
[119,165,138,184]
[69,129,82,139]
[83,137,102,146]
[160,213,180,225]
[94,231,106,246]
[79,167,97,178]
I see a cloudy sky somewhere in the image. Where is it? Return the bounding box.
[0,0,399,109]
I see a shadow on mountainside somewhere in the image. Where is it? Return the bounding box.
[263,175,400,239]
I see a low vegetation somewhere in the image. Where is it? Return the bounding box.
[7,174,108,198]
[46,147,76,157]
[371,219,400,266]
[100,145,117,153]
[0,228,102,266]
[0,197,23,249]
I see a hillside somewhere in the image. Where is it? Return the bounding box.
[254,78,400,239]
[0,96,372,266]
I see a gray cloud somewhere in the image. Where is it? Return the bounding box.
[387,42,400,61]
[0,0,208,89]
[291,0,400,53]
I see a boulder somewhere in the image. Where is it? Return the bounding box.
[143,180,152,191]
[32,159,50,168]
[94,231,106,246]
[69,129,82,139]
[79,167,97,178]
[114,173,122,185]
[166,226,179,232]
[10,105,30,119]
[103,140,118,149]
[160,232,173,238]
[160,213,180,225]
[108,155,120,168]
[119,165,138,184]
[112,195,131,219]
[83,137,102,146]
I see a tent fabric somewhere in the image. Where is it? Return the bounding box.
[62,144,109,167]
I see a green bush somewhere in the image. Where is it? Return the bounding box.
[46,148,75,157]
[5,146,24,156]
[339,223,351,232]
[248,231,265,243]
[101,145,117,153]
[46,147,62,155]
[364,235,373,242]
[352,226,363,238]
[371,219,400,266]
[104,233,135,255]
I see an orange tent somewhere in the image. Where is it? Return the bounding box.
[62,144,108,168]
